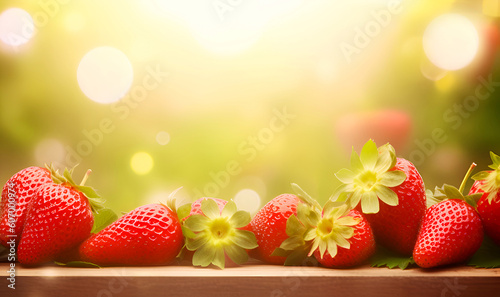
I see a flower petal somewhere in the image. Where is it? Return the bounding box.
[361,190,380,214]
[186,234,209,251]
[201,199,221,220]
[360,140,378,170]
[192,244,216,267]
[221,200,237,218]
[229,210,251,228]
[225,244,248,265]
[184,214,211,232]
[374,185,399,206]
[335,168,356,184]
[212,247,225,269]
[379,171,406,187]
[232,230,258,249]
[336,216,359,227]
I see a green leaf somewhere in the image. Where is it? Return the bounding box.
[286,215,305,236]
[280,236,305,251]
[184,215,211,232]
[374,144,395,172]
[443,184,463,199]
[201,199,221,220]
[360,140,378,170]
[270,247,289,258]
[490,151,500,168]
[467,236,500,268]
[370,246,415,269]
[54,261,101,268]
[232,230,258,250]
[379,171,406,187]
[283,247,310,266]
[291,183,321,210]
[464,193,482,208]
[426,189,441,208]
[229,210,251,228]
[303,228,317,242]
[176,203,192,221]
[91,208,118,233]
[472,171,491,181]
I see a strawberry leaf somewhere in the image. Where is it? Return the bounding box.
[54,261,101,268]
[467,236,500,268]
[91,208,118,233]
[370,246,415,269]
[176,203,192,221]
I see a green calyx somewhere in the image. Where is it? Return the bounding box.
[183,199,258,269]
[331,140,406,214]
[273,184,359,264]
[472,151,500,204]
[428,163,482,208]
[46,164,104,214]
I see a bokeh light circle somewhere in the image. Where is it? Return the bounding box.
[0,8,35,47]
[77,46,134,104]
[130,152,154,175]
[156,131,171,145]
[423,13,479,71]
[233,189,261,215]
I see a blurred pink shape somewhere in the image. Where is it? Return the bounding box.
[336,109,412,154]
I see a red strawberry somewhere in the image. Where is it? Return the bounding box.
[312,209,375,268]
[249,193,300,264]
[182,198,257,269]
[80,203,183,266]
[413,198,483,268]
[469,152,500,246]
[276,185,375,268]
[332,140,426,255]
[17,168,103,266]
[0,166,52,247]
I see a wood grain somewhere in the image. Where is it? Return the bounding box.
[1,262,500,297]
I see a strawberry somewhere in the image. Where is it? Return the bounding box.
[17,167,104,266]
[332,140,426,256]
[182,198,257,269]
[469,151,500,246]
[249,193,301,264]
[0,166,52,247]
[80,203,183,266]
[277,184,375,268]
[413,164,484,268]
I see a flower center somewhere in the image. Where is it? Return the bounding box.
[355,170,378,192]
[317,218,334,239]
[209,217,232,240]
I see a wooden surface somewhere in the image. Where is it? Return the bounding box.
[2,261,500,297]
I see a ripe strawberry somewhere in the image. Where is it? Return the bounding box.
[182,198,257,269]
[469,151,500,246]
[17,167,103,266]
[0,166,52,247]
[414,165,484,268]
[80,203,183,266]
[249,193,301,264]
[312,209,375,268]
[332,140,426,255]
[277,184,375,268]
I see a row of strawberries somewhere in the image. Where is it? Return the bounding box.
[0,140,498,269]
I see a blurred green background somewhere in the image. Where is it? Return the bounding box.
[0,0,499,214]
